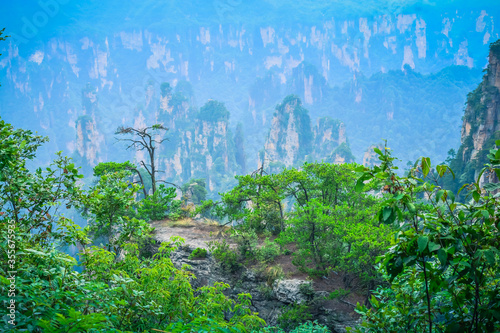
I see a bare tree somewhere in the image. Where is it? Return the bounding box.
[115,124,172,195]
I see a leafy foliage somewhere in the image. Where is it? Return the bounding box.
[208,238,240,273]
[137,184,181,221]
[277,303,313,331]
[181,178,208,205]
[0,119,88,248]
[351,144,500,332]
[200,162,390,289]
[256,237,281,263]
[253,321,330,333]
[189,247,208,259]
[231,228,259,259]
[0,119,266,332]
[80,169,153,253]
[198,100,230,122]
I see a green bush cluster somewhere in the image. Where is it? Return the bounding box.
[276,303,313,331]
[327,288,350,300]
[137,184,182,221]
[189,247,208,259]
[208,239,240,273]
[201,161,389,290]
[256,237,281,263]
[254,321,330,333]
[231,229,259,258]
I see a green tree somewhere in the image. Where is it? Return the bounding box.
[198,166,286,233]
[115,124,173,195]
[93,161,149,198]
[81,168,153,253]
[351,145,500,332]
[0,119,87,247]
[200,161,389,292]
[181,178,208,205]
[137,183,180,221]
[279,163,387,284]
[0,119,266,332]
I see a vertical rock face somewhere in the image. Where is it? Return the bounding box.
[262,95,354,169]
[454,40,500,185]
[74,84,104,171]
[75,115,99,166]
[156,96,243,193]
[313,117,354,164]
[263,95,313,167]
[289,62,328,105]
[234,123,246,174]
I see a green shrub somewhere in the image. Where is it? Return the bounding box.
[257,264,284,287]
[299,281,315,300]
[257,238,281,263]
[253,321,330,333]
[189,247,208,259]
[277,303,313,331]
[350,144,500,332]
[208,239,240,273]
[327,288,350,300]
[257,284,275,300]
[231,229,259,258]
[137,184,180,221]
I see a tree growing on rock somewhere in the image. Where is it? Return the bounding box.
[115,124,178,195]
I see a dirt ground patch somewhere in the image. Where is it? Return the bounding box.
[151,217,233,250]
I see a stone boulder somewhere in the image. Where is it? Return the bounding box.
[272,279,311,304]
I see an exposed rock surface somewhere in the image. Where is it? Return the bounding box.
[1,9,497,174]
[261,95,354,169]
[165,243,359,332]
[125,92,246,192]
[453,40,500,186]
[273,279,311,304]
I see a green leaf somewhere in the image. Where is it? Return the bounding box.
[25,248,48,256]
[355,176,366,193]
[495,148,500,160]
[428,242,441,252]
[472,191,480,203]
[457,183,468,196]
[373,148,383,156]
[370,295,380,307]
[446,190,455,203]
[438,248,447,265]
[382,207,392,222]
[436,165,446,177]
[484,249,496,265]
[421,157,431,178]
[436,190,445,203]
[418,236,429,253]
[448,167,455,179]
